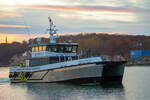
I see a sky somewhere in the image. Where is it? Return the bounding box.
[0,0,150,43]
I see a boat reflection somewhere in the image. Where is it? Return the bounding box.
[15,83,125,100]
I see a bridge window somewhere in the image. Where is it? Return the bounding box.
[38,46,47,51]
[43,46,47,51]
[72,46,77,53]
[48,46,57,52]
[65,46,72,52]
[52,46,57,52]
[46,45,78,53]
[35,46,39,52]
[48,47,51,52]
[39,46,42,51]
[58,46,64,52]
[32,47,35,52]
[32,46,47,52]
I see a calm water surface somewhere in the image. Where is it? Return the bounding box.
[0,66,150,100]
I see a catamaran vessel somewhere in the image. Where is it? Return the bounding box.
[9,17,126,84]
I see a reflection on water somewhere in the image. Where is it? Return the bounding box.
[0,67,150,100]
[7,83,125,100]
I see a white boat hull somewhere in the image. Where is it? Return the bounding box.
[10,63,103,83]
[9,57,126,84]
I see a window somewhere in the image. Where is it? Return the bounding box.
[49,57,59,64]
[48,45,57,52]
[35,46,39,52]
[65,46,72,52]
[58,46,64,52]
[43,46,47,51]
[32,47,35,52]
[47,45,54,52]
[72,46,77,53]
[48,47,52,52]
[39,46,43,51]
[52,46,57,52]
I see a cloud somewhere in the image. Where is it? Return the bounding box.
[25,5,150,13]
[0,33,49,43]
[19,4,145,23]
[0,33,27,43]
[0,24,31,28]
[0,11,22,19]
[0,0,150,36]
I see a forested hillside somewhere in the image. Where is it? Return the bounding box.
[1,33,150,66]
[0,41,28,66]
[58,33,150,60]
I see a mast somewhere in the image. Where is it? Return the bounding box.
[48,17,58,43]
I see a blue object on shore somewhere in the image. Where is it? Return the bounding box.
[130,50,150,61]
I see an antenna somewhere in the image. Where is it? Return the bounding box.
[48,17,58,43]
[37,37,41,44]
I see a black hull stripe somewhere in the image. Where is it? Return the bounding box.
[11,76,123,84]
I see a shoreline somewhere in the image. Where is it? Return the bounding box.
[126,63,150,67]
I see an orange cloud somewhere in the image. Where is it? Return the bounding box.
[0,12,22,19]
[0,33,27,43]
[0,24,31,28]
[0,33,49,43]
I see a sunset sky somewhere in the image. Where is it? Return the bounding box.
[0,0,150,43]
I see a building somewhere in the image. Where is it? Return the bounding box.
[130,50,150,62]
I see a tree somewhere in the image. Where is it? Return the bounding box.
[9,54,25,66]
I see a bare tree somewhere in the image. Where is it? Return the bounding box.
[9,54,25,66]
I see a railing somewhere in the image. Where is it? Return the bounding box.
[31,51,77,58]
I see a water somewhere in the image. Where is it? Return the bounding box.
[0,66,150,100]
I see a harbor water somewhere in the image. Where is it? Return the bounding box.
[0,66,150,100]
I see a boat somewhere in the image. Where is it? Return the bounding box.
[9,17,127,84]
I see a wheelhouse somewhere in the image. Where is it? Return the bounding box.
[29,43,78,67]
